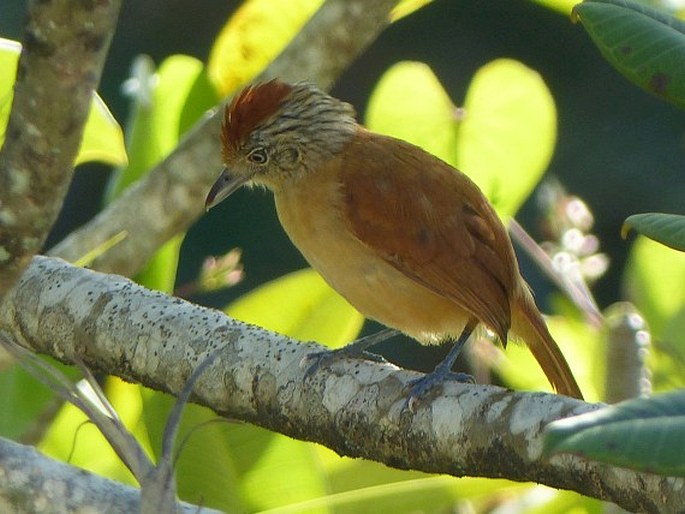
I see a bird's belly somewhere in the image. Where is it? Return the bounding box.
[275,191,469,344]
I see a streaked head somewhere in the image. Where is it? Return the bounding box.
[206,79,357,210]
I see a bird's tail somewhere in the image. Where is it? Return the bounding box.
[511,286,583,400]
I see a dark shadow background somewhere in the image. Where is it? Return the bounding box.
[2,0,684,369]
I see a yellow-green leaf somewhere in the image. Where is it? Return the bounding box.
[624,236,685,340]
[365,61,459,166]
[107,54,213,200]
[531,0,577,15]
[390,0,435,22]
[207,0,323,96]
[624,236,685,390]
[456,58,557,217]
[76,94,127,167]
[226,268,363,348]
[240,432,328,512]
[0,37,126,167]
[622,212,685,252]
[135,234,183,294]
[365,59,556,219]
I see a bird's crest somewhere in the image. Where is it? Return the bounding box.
[221,79,293,155]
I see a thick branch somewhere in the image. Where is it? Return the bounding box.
[0,437,220,514]
[48,0,397,275]
[0,0,121,297]
[0,256,681,513]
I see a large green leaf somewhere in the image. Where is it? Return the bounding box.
[544,390,685,476]
[226,268,364,348]
[135,235,184,294]
[107,54,217,201]
[456,58,557,217]
[573,0,685,109]
[0,358,79,440]
[623,236,685,389]
[622,212,685,252]
[207,0,323,96]
[365,59,556,219]
[624,236,685,340]
[365,61,459,166]
[0,37,126,167]
[207,0,434,97]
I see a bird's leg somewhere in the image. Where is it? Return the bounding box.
[302,327,400,376]
[404,318,478,411]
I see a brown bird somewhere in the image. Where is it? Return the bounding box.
[206,79,583,401]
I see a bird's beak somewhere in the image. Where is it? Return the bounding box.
[205,168,249,211]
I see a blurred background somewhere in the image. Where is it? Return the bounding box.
[2,2,685,510]
[2,0,684,353]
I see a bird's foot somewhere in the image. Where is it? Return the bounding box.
[301,328,397,378]
[402,320,477,412]
[403,368,475,412]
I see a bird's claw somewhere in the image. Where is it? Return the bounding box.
[403,371,475,412]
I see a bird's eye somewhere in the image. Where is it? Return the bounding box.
[247,147,268,164]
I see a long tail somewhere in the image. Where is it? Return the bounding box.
[511,286,583,400]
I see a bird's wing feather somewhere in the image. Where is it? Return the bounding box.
[340,130,516,340]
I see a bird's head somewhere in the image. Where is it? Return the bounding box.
[205,79,357,210]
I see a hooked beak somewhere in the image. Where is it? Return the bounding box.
[205,168,251,211]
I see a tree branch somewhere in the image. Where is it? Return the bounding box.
[0,0,121,297]
[1,256,681,513]
[0,437,221,514]
[48,0,397,276]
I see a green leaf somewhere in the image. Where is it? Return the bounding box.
[0,359,78,440]
[316,448,521,514]
[226,268,364,348]
[0,37,126,167]
[622,212,685,251]
[77,95,127,167]
[531,0,577,15]
[365,59,557,219]
[456,58,557,217]
[207,0,323,96]
[134,234,183,294]
[365,61,459,166]
[107,54,217,201]
[624,236,685,340]
[390,0,435,22]
[623,236,685,390]
[543,390,685,476]
[573,0,685,109]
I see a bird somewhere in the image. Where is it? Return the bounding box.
[205,79,583,402]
